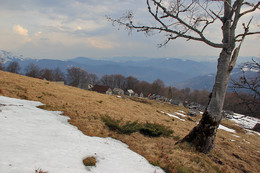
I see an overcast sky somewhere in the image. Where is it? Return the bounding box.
[0,0,259,61]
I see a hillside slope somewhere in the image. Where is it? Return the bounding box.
[0,71,259,173]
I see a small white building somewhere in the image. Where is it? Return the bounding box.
[126,89,135,96]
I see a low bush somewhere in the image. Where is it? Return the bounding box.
[101,115,173,137]
[139,122,173,137]
[101,115,121,131]
[120,121,140,134]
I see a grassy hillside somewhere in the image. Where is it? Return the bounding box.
[0,71,259,173]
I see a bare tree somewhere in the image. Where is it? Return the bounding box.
[67,67,88,87]
[113,74,126,89]
[25,63,41,78]
[125,76,140,91]
[87,73,99,85]
[6,61,21,74]
[53,68,65,81]
[0,58,4,71]
[168,87,173,99]
[229,59,260,116]
[40,68,55,81]
[137,80,152,96]
[108,0,260,153]
[100,74,114,88]
[151,78,165,95]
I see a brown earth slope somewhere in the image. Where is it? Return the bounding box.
[0,71,259,173]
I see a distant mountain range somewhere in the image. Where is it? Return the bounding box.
[0,50,259,91]
[177,63,260,92]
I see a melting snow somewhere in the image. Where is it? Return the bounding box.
[175,111,186,117]
[160,111,185,121]
[0,96,164,173]
[232,134,240,138]
[231,113,260,130]
[242,67,259,72]
[218,125,236,133]
[243,139,250,144]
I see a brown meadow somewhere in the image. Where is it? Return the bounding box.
[0,70,259,173]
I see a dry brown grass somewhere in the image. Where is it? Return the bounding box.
[35,168,48,173]
[1,71,260,173]
[83,156,97,167]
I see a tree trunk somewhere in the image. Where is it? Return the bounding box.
[178,0,235,153]
[178,49,232,153]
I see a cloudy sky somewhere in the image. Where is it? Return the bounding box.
[0,0,259,61]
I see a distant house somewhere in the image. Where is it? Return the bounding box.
[135,91,144,97]
[113,88,124,95]
[92,85,112,95]
[126,89,134,96]
[87,84,94,90]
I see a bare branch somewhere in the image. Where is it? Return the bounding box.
[229,17,254,71]
[209,9,222,21]
[151,0,223,48]
[240,1,260,17]
[235,31,260,40]
[107,0,224,48]
[235,17,260,41]
[146,0,167,29]
[230,0,243,33]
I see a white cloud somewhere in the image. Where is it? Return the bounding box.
[87,36,119,49]
[76,26,82,30]
[34,31,42,36]
[0,0,258,60]
[13,25,29,36]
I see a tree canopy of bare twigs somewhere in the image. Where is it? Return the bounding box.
[230,59,260,116]
[107,0,260,49]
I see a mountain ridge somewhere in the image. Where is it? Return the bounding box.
[1,49,258,89]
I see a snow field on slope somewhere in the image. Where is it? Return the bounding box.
[0,96,164,173]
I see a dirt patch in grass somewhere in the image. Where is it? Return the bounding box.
[1,71,260,173]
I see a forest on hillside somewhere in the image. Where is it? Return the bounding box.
[0,60,259,118]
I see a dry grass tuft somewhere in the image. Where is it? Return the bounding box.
[1,71,260,173]
[83,156,97,167]
[35,168,48,173]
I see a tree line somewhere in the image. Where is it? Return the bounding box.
[1,60,259,118]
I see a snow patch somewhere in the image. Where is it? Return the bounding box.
[0,96,164,173]
[246,129,260,136]
[160,111,185,121]
[174,112,186,117]
[232,134,240,138]
[242,67,259,72]
[231,113,260,130]
[243,139,250,144]
[218,125,236,133]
